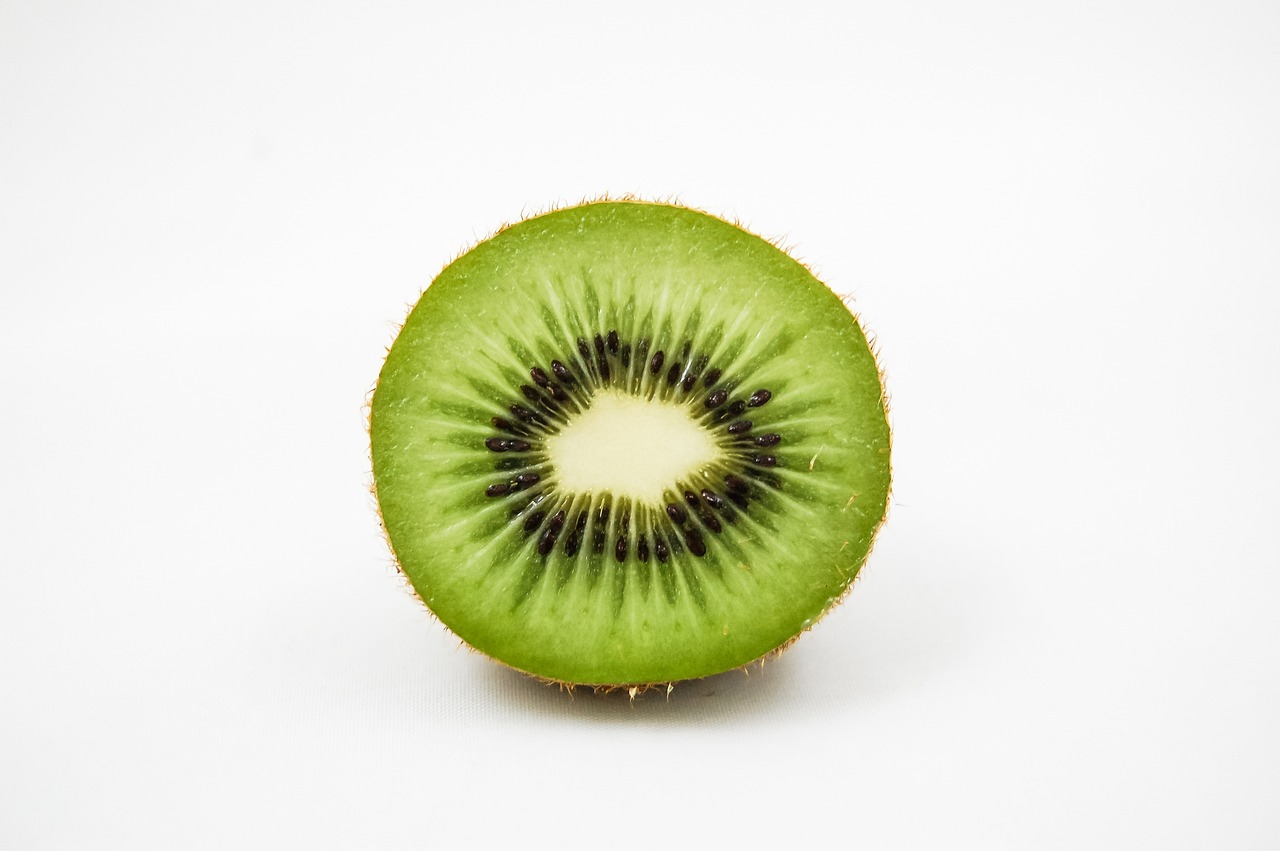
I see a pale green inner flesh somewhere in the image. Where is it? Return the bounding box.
[546,391,721,504]
[371,202,891,685]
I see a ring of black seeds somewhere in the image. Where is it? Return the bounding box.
[481,329,780,561]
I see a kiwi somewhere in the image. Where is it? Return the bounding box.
[370,200,891,688]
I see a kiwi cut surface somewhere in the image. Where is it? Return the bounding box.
[370,201,891,687]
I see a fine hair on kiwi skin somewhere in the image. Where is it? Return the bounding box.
[369,195,892,693]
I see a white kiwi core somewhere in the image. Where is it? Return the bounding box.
[545,390,721,505]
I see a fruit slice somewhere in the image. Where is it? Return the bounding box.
[370,201,891,686]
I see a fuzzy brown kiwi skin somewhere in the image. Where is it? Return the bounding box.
[365,195,894,696]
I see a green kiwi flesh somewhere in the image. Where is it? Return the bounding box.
[370,201,891,686]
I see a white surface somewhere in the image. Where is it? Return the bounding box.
[2,2,1278,848]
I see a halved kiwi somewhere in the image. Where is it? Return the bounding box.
[370,200,890,687]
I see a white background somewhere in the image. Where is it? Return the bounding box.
[2,2,1278,848]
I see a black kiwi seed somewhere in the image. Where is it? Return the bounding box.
[749,389,773,407]
[520,384,540,402]
[637,534,650,563]
[516,472,540,487]
[510,404,537,422]
[620,343,631,368]
[752,455,778,467]
[537,511,566,556]
[490,416,526,435]
[683,490,700,508]
[548,383,568,401]
[715,400,747,422]
[654,536,670,563]
[727,419,752,434]
[551,359,575,384]
[530,367,550,387]
[754,433,781,447]
[666,362,682,386]
[701,489,725,510]
[697,508,723,534]
[564,512,586,557]
[615,507,631,562]
[705,389,728,409]
[592,504,610,553]
[592,335,610,379]
[684,529,707,558]
[681,372,697,392]
[485,482,510,497]
[607,330,619,354]
[727,491,749,510]
[703,368,722,387]
[650,350,665,375]
[666,503,687,525]
[485,437,510,452]
[536,526,555,555]
[506,439,531,452]
[724,474,750,494]
[524,509,546,533]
